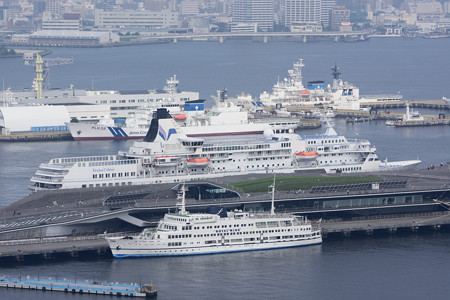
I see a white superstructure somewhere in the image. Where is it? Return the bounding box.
[30,108,421,191]
[107,184,322,258]
[66,97,298,140]
[0,75,198,121]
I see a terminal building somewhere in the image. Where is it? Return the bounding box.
[0,106,70,135]
[94,9,179,29]
[28,30,120,46]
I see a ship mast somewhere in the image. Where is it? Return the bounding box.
[331,63,341,89]
[177,184,187,214]
[269,175,276,215]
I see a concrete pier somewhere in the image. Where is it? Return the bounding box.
[0,275,157,298]
[321,211,450,238]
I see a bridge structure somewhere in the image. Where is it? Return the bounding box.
[140,31,371,44]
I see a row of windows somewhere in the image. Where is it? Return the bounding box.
[88,160,136,167]
[92,172,135,179]
[307,139,345,145]
[81,182,132,188]
[168,228,305,239]
[53,156,113,164]
[203,144,270,152]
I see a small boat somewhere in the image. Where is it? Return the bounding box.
[295,151,319,160]
[385,120,395,126]
[174,114,186,121]
[186,157,211,167]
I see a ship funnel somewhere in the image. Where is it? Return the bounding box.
[143,108,184,143]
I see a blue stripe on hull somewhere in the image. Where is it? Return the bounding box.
[112,240,322,258]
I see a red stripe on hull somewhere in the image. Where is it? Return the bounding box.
[72,131,264,140]
[72,136,145,141]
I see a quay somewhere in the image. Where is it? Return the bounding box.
[0,131,71,142]
[0,275,157,298]
[321,211,450,238]
[1,168,450,261]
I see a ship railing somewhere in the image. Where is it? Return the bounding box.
[39,163,73,169]
[35,169,68,176]
[30,176,63,183]
[0,231,140,246]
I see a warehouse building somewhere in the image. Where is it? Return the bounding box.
[0,106,70,135]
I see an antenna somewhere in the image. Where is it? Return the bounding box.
[269,175,276,215]
[177,184,186,214]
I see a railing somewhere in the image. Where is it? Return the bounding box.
[30,176,63,183]
[0,231,140,247]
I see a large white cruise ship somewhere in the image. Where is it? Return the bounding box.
[30,108,421,191]
[106,184,322,257]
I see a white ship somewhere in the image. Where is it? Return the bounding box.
[259,59,325,106]
[66,93,298,140]
[106,183,322,258]
[256,59,402,110]
[30,108,421,191]
[0,75,198,121]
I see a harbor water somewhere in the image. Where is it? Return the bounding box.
[1,38,450,299]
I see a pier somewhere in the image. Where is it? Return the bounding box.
[321,211,450,238]
[0,275,157,298]
[1,167,450,262]
[0,131,71,142]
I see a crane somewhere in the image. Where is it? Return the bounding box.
[23,53,74,99]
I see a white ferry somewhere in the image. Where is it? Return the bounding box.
[106,183,322,257]
[30,108,421,191]
[66,97,298,140]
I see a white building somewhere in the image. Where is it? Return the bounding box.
[27,30,120,46]
[285,0,321,28]
[290,21,322,32]
[180,0,200,15]
[0,106,70,133]
[232,0,274,31]
[42,12,81,30]
[321,0,335,28]
[94,9,179,29]
[230,22,258,32]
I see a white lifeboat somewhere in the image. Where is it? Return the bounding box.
[154,155,180,167]
[186,158,211,167]
[295,151,319,160]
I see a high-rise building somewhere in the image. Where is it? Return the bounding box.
[232,0,274,31]
[330,5,350,31]
[321,0,335,29]
[284,0,321,28]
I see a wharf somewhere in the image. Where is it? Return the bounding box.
[394,119,450,127]
[359,99,449,110]
[0,275,156,298]
[1,168,450,261]
[0,131,72,142]
[321,211,450,237]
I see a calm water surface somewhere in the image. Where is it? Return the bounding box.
[1,233,449,300]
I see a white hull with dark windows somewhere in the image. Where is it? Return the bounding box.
[30,109,421,191]
[107,185,322,257]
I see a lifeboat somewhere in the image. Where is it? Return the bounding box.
[186,158,211,167]
[154,155,180,167]
[174,114,186,121]
[295,151,319,160]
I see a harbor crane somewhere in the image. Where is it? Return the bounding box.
[23,53,73,99]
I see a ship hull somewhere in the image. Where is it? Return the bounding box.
[109,236,322,258]
[67,122,271,140]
